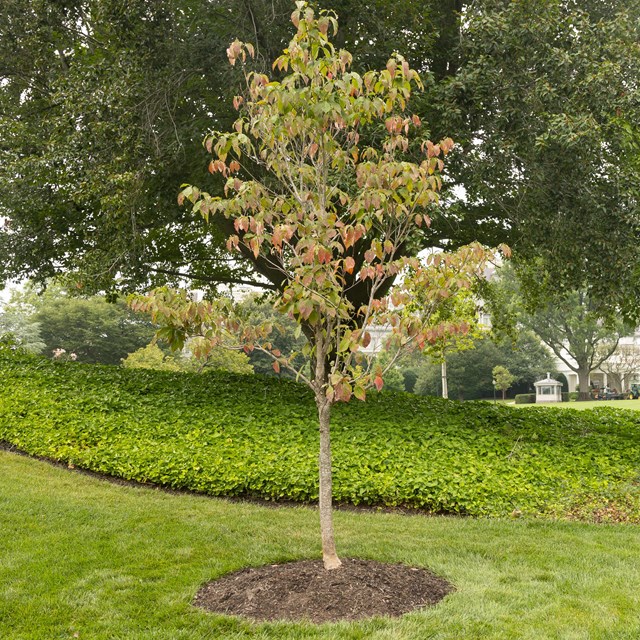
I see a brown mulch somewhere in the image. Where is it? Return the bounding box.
[193,558,454,623]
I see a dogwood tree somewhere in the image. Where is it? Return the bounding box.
[132,3,504,570]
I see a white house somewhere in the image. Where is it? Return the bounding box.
[554,329,640,393]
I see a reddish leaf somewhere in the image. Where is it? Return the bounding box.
[386,59,396,78]
[298,299,313,320]
[272,360,280,374]
[374,375,384,392]
[344,256,355,274]
[318,17,329,35]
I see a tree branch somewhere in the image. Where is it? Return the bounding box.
[148,266,277,291]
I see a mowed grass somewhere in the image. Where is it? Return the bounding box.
[518,399,640,411]
[2,450,640,640]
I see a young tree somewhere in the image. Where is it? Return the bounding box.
[492,365,515,400]
[133,4,501,570]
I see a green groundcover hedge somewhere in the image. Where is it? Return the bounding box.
[1,352,639,520]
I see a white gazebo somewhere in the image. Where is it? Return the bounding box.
[534,373,563,403]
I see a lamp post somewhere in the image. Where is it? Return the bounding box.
[492,379,497,404]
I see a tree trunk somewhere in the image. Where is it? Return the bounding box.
[316,396,341,570]
[441,359,448,399]
[502,389,506,400]
[577,368,591,401]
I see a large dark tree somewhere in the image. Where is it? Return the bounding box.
[0,0,437,295]
[2,0,640,318]
[426,0,640,318]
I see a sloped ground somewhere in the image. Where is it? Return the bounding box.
[1,353,640,520]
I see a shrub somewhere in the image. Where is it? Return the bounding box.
[1,354,640,520]
[515,393,536,404]
[569,391,580,401]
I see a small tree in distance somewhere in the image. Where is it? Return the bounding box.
[412,287,483,399]
[132,3,506,570]
[492,365,516,401]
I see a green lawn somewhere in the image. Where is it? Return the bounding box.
[480,398,640,411]
[2,450,640,640]
[517,400,640,411]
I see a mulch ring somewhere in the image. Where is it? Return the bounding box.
[193,558,454,623]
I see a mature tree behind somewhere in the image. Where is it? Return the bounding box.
[5,284,156,364]
[426,0,640,319]
[0,0,438,296]
[523,293,628,399]
[489,267,632,399]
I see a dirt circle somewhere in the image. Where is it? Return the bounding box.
[193,558,454,623]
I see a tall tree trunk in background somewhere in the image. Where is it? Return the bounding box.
[430,0,465,80]
[577,368,591,401]
[441,359,448,399]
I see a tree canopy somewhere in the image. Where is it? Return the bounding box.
[0,0,438,295]
[133,4,499,569]
[3,284,156,364]
[2,0,639,318]
[430,0,640,317]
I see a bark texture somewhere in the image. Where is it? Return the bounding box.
[317,397,341,570]
[577,368,591,401]
[441,360,448,399]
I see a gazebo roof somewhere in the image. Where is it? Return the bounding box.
[534,373,562,387]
